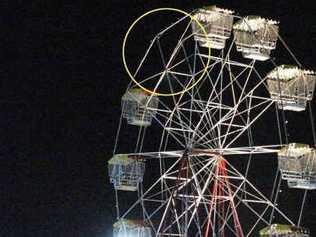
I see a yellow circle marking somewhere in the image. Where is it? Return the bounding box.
[122,8,211,96]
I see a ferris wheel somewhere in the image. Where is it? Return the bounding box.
[108,5,316,237]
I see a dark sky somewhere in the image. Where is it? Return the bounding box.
[2,0,316,236]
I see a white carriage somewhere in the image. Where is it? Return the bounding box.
[121,89,159,127]
[267,65,316,111]
[260,224,310,237]
[113,219,152,237]
[233,16,279,61]
[108,154,145,191]
[278,143,316,189]
[192,6,234,49]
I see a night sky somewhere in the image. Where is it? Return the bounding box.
[2,1,316,236]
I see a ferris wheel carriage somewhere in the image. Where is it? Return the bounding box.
[113,219,152,237]
[267,65,316,111]
[259,224,310,237]
[233,16,279,61]
[121,88,159,127]
[108,154,145,191]
[277,143,316,189]
[191,6,234,49]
